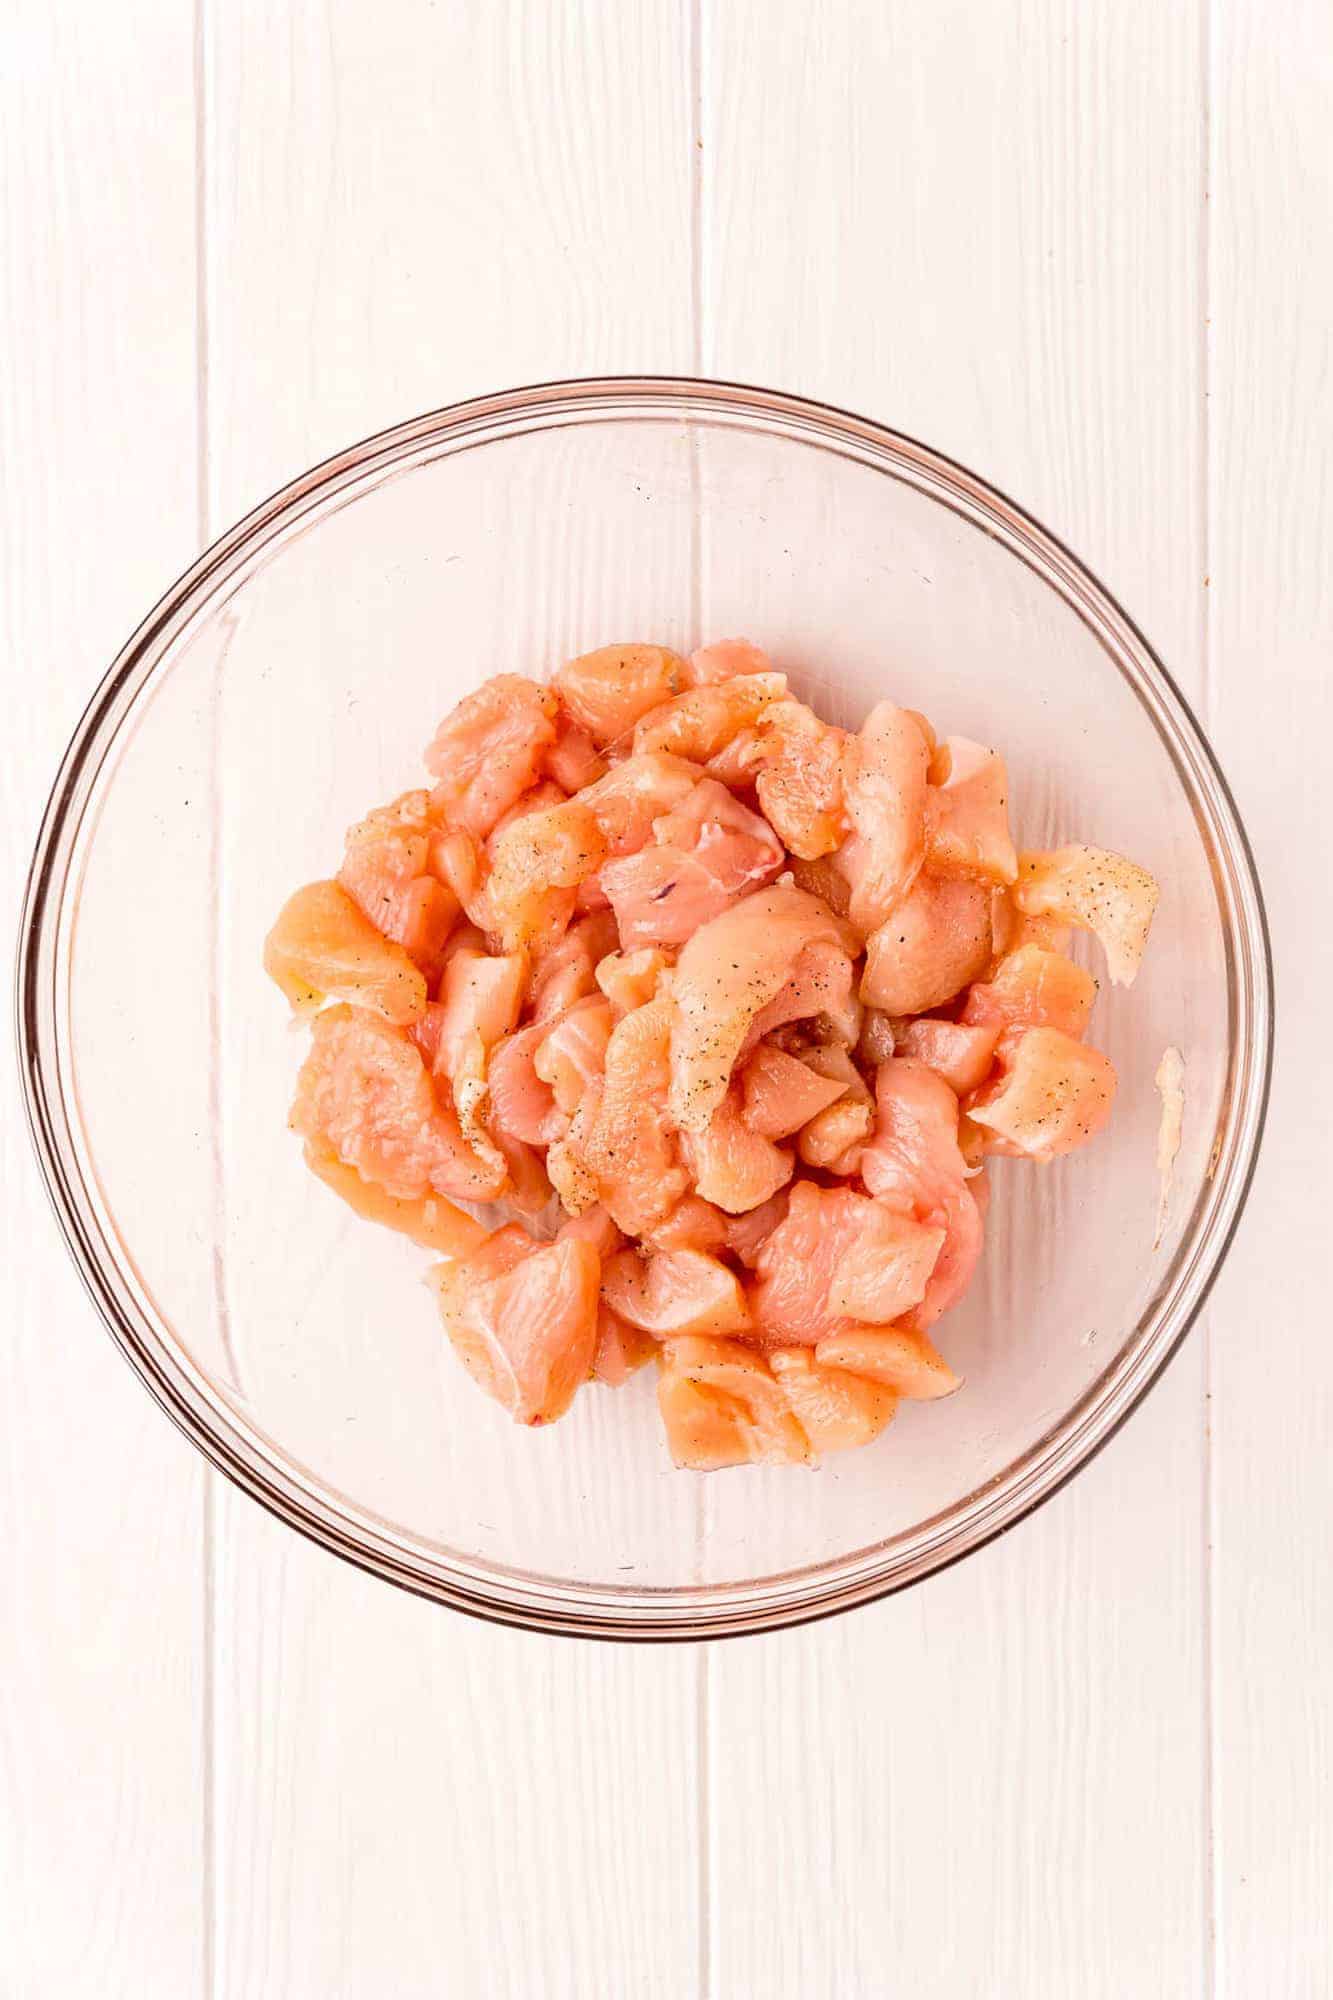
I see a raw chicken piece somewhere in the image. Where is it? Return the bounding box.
[291,1005,506,1203]
[896,1018,1001,1096]
[553,643,687,745]
[656,1337,812,1469]
[924,738,1018,885]
[814,1325,960,1401]
[433,947,527,1185]
[961,943,1096,1050]
[744,939,862,1051]
[339,790,459,971]
[576,996,689,1234]
[668,885,848,1133]
[595,946,671,1016]
[860,873,992,1014]
[602,1248,751,1337]
[426,675,558,837]
[644,1195,732,1254]
[581,752,702,854]
[427,828,496,934]
[486,797,607,951]
[591,1304,658,1387]
[748,1180,944,1345]
[301,1142,488,1259]
[685,638,772,687]
[431,1227,600,1425]
[680,1087,794,1214]
[556,1203,623,1259]
[967,1026,1116,1161]
[724,1189,791,1269]
[632,673,789,761]
[740,1042,850,1140]
[264,880,428,1025]
[826,1211,947,1322]
[487,1019,567,1146]
[835,703,931,931]
[861,1058,984,1328]
[601,777,783,949]
[534,996,614,1114]
[529,910,620,1020]
[768,1348,899,1453]
[753,701,849,859]
[544,713,607,792]
[793,1046,875,1175]
[1014,845,1159,986]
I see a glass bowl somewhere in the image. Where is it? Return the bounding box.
[17,378,1272,1639]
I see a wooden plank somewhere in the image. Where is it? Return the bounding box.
[202,4,702,1994]
[701,2,1211,1993]
[0,4,208,1997]
[1207,0,1333,1986]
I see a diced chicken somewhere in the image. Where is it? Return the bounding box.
[632,673,790,761]
[529,910,620,1021]
[826,1211,947,1323]
[924,738,1018,884]
[487,1019,567,1146]
[668,885,848,1132]
[860,873,992,1014]
[745,938,863,1051]
[301,1142,488,1259]
[601,778,783,949]
[426,675,559,837]
[1014,845,1159,986]
[290,1005,506,1203]
[835,702,931,931]
[749,1180,944,1344]
[427,827,496,933]
[643,1195,732,1254]
[264,879,428,1025]
[685,637,773,687]
[486,797,607,951]
[896,1018,1001,1096]
[534,995,614,1114]
[553,643,687,745]
[595,946,671,1015]
[656,1337,812,1469]
[769,1348,899,1453]
[581,752,702,854]
[967,1026,1117,1161]
[860,1058,985,1327]
[753,700,850,859]
[602,1247,752,1337]
[740,1041,849,1140]
[431,1227,600,1425]
[544,713,607,792]
[961,943,1096,1050]
[591,1304,658,1387]
[576,996,689,1234]
[338,790,460,971]
[724,1189,791,1269]
[680,1087,795,1214]
[794,1045,875,1174]
[814,1325,960,1401]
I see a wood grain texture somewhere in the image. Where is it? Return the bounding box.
[701,2,1211,1993]
[0,5,208,1997]
[1206,1,1333,1988]
[202,4,702,1995]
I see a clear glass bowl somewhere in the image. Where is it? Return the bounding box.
[17,379,1272,1639]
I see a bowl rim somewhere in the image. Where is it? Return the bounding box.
[15,373,1274,1641]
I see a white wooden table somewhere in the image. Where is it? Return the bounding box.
[3,3,1329,1994]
